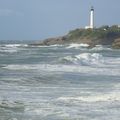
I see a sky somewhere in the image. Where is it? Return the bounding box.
[0,0,119,40]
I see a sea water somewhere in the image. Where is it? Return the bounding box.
[0,41,120,120]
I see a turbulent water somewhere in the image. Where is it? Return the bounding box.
[0,42,120,120]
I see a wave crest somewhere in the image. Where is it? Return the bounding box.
[91,45,112,51]
[57,92,120,103]
[59,53,104,65]
[66,43,89,49]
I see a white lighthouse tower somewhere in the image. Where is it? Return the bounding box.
[90,6,94,29]
[85,6,94,29]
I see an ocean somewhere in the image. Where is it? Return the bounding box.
[0,41,120,120]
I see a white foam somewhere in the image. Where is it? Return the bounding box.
[75,53,104,65]
[91,45,112,51]
[57,92,120,102]
[3,63,120,76]
[0,46,18,53]
[0,49,18,53]
[3,64,32,70]
[0,44,28,53]
[59,56,78,64]
[66,43,89,49]
[5,44,21,47]
[25,102,71,117]
[60,53,104,65]
[32,44,63,48]
[5,44,28,48]
[50,44,63,47]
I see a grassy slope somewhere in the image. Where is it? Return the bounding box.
[66,25,120,46]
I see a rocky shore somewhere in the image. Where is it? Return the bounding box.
[31,25,120,49]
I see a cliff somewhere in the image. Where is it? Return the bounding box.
[31,25,120,48]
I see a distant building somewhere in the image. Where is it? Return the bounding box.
[118,25,120,28]
[85,6,94,29]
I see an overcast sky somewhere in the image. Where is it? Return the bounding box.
[0,0,119,40]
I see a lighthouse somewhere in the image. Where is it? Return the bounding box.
[85,6,94,29]
[90,6,94,29]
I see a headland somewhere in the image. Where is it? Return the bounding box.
[31,25,120,49]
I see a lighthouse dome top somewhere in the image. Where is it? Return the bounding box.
[91,6,94,11]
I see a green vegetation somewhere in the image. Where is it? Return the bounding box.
[33,25,120,48]
[67,25,120,40]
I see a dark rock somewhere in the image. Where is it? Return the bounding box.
[112,38,120,49]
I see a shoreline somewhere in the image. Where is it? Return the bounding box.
[30,26,120,49]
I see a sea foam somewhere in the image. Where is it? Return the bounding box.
[0,44,28,53]
[3,63,120,76]
[66,43,89,49]
[57,92,120,103]
[59,53,104,65]
[4,44,28,48]
[91,45,112,51]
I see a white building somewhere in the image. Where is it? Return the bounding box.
[118,25,120,28]
[85,6,94,29]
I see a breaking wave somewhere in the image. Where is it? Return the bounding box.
[66,43,89,49]
[3,63,120,76]
[30,44,63,48]
[91,45,112,51]
[0,44,28,48]
[0,44,28,53]
[57,92,120,103]
[0,49,17,53]
[59,53,104,65]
